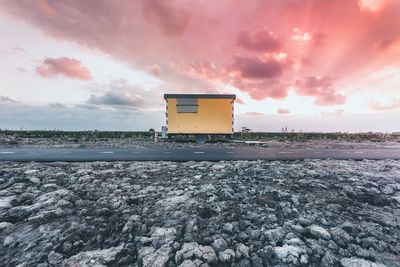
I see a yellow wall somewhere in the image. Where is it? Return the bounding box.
[167,98,233,134]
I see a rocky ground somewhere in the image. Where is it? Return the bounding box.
[0,160,399,266]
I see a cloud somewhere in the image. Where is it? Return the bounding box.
[230,55,289,80]
[369,99,400,110]
[245,111,264,116]
[2,0,400,108]
[322,109,345,116]
[17,67,27,72]
[0,101,161,131]
[376,37,400,52]
[0,96,18,103]
[36,57,92,80]
[86,79,163,110]
[295,76,346,106]
[143,0,190,36]
[49,103,66,109]
[13,46,26,52]
[358,0,386,13]
[87,91,145,108]
[277,108,290,114]
[235,98,245,104]
[147,64,161,76]
[237,29,281,52]
[232,79,289,100]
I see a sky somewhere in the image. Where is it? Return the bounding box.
[0,0,400,132]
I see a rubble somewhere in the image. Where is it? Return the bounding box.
[0,159,399,266]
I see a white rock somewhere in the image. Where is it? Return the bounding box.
[28,177,41,184]
[0,222,13,231]
[264,227,285,243]
[139,244,172,267]
[62,244,124,267]
[340,257,387,267]
[307,225,331,239]
[211,164,225,171]
[0,196,15,209]
[24,169,39,175]
[274,245,306,265]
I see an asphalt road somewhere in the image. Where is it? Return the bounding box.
[0,148,400,162]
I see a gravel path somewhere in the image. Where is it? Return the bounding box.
[0,160,400,266]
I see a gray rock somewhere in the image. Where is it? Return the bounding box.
[3,236,14,247]
[218,249,235,263]
[235,243,250,259]
[175,242,217,264]
[24,169,39,175]
[264,227,285,244]
[139,244,172,267]
[249,229,261,240]
[0,222,13,231]
[0,196,16,209]
[274,244,307,265]
[178,260,197,267]
[28,177,41,184]
[175,242,202,263]
[151,227,177,247]
[251,256,263,267]
[321,251,337,267]
[330,227,352,247]
[62,244,124,266]
[340,257,387,267]
[381,185,394,195]
[341,222,358,236]
[199,246,217,264]
[307,225,331,240]
[47,251,63,266]
[223,223,234,233]
[212,238,228,252]
[259,245,274,261]
[211,164,225,171]
[237,258,251,266]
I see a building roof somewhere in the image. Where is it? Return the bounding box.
[164,94,236,100]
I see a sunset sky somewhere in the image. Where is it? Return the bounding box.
[1,0,400,132]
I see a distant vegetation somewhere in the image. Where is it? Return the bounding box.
[0,130,154,141]
[235,132,400,142]
[0,130,399,142]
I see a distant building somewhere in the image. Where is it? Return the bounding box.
[241,126,252,133]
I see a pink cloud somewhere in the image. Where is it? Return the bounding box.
[230,55,289,79]
[36,57,92,80]
[143,0,190,36]
[147,64,161,76]
[235,98,245,105]
[245,111,264,116]
[295,76,346,106]
[13,46,26,53]
[369,99,400,110]
[277,108,290,114]
[237,29,281,52]
[232,79,289,100]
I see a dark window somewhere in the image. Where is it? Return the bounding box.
[176,98,198,113]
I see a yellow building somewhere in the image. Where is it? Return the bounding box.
[164,94,236,137]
